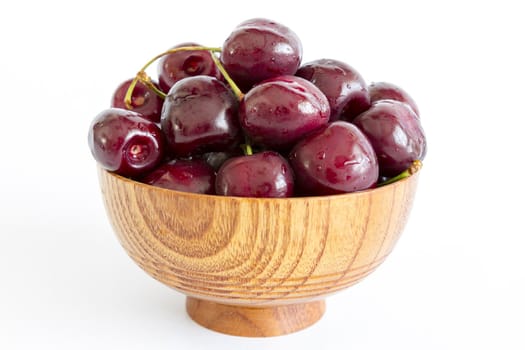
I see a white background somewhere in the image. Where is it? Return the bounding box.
[1,1,524,349]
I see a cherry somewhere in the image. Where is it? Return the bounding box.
[88,108,165,177]
[296,59,370,121]
[111,78,163,123]
[161,76,241,157]
[157,43,222,93]
[352,100,426,177]
[368,81,420,117]
[215,151,294,198]
[140,159,216,194]
[221,18,303,91]
[239,75,330,150]
[289,121,378,195]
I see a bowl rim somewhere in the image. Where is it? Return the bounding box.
[99,165,420,203]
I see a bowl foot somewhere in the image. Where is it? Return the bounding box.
[186,297,326,337]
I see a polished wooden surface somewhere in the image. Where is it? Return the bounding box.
[99,167,419,336]
[186,297,325,337]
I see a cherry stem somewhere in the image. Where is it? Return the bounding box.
[208,51,244,101]
[124,46,222,109]
[378,160,422,186]
[137,72,166,98]
[208,50,251,155]
[241,143,253,156]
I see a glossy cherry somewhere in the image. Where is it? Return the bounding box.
[289,121,378,195]
[352,100,426,177]
[221,18,303,91]
[140,159,216,194]
[239,75,330,150]
[368,81,420,117]
[157,42,222,93]
[111,78,163,123]
[88,108,165,177]
[161,76,241,157]
[215,151,294,198]
[296,59,370,121]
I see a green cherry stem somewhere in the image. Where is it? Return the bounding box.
[124,46,222,109]
[137,71,166,98]
[209,51,244,101]
[241,143,253,156]
[378,160,422,186]
[208,49,252,156]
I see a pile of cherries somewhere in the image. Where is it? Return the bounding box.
[88,18,426,198]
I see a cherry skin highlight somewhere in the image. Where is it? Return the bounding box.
[221,18,303,91]
[289,121,378,195]
[239,75,330,150]
[296,59,370,121]
[352,100,426,177]
[157,42,222,93]
[140,159,216,194]
[215,151,294,198]
[88,108,165,177]
[368,81,420,117]
[111,78,163,123]
[161,76,241,157]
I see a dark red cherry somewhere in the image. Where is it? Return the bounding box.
[368,81,420,117]
[88,108,165,177]
[289,121,378,195]
[296,59,370,121]
[161,76,241,157]
[215,151,294,198]
[221,18,303,91]
[111,78,163,123]
[352,100,426,177]
[157,42,222,93]
[140,159,216,194]
[239,75,330,150]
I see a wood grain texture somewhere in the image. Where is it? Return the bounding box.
[98,167,420,336]
[186,297,325,337]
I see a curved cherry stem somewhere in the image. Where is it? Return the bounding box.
[137,71,166,98]
[208,52,244,101]
[207,49,252,155]
[124,46,222,109]
[378,160,422,186]
[123,45,253,156]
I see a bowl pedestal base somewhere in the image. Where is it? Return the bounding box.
[186,297,326,337]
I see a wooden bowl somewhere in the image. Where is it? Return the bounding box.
[98,167,420,337]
